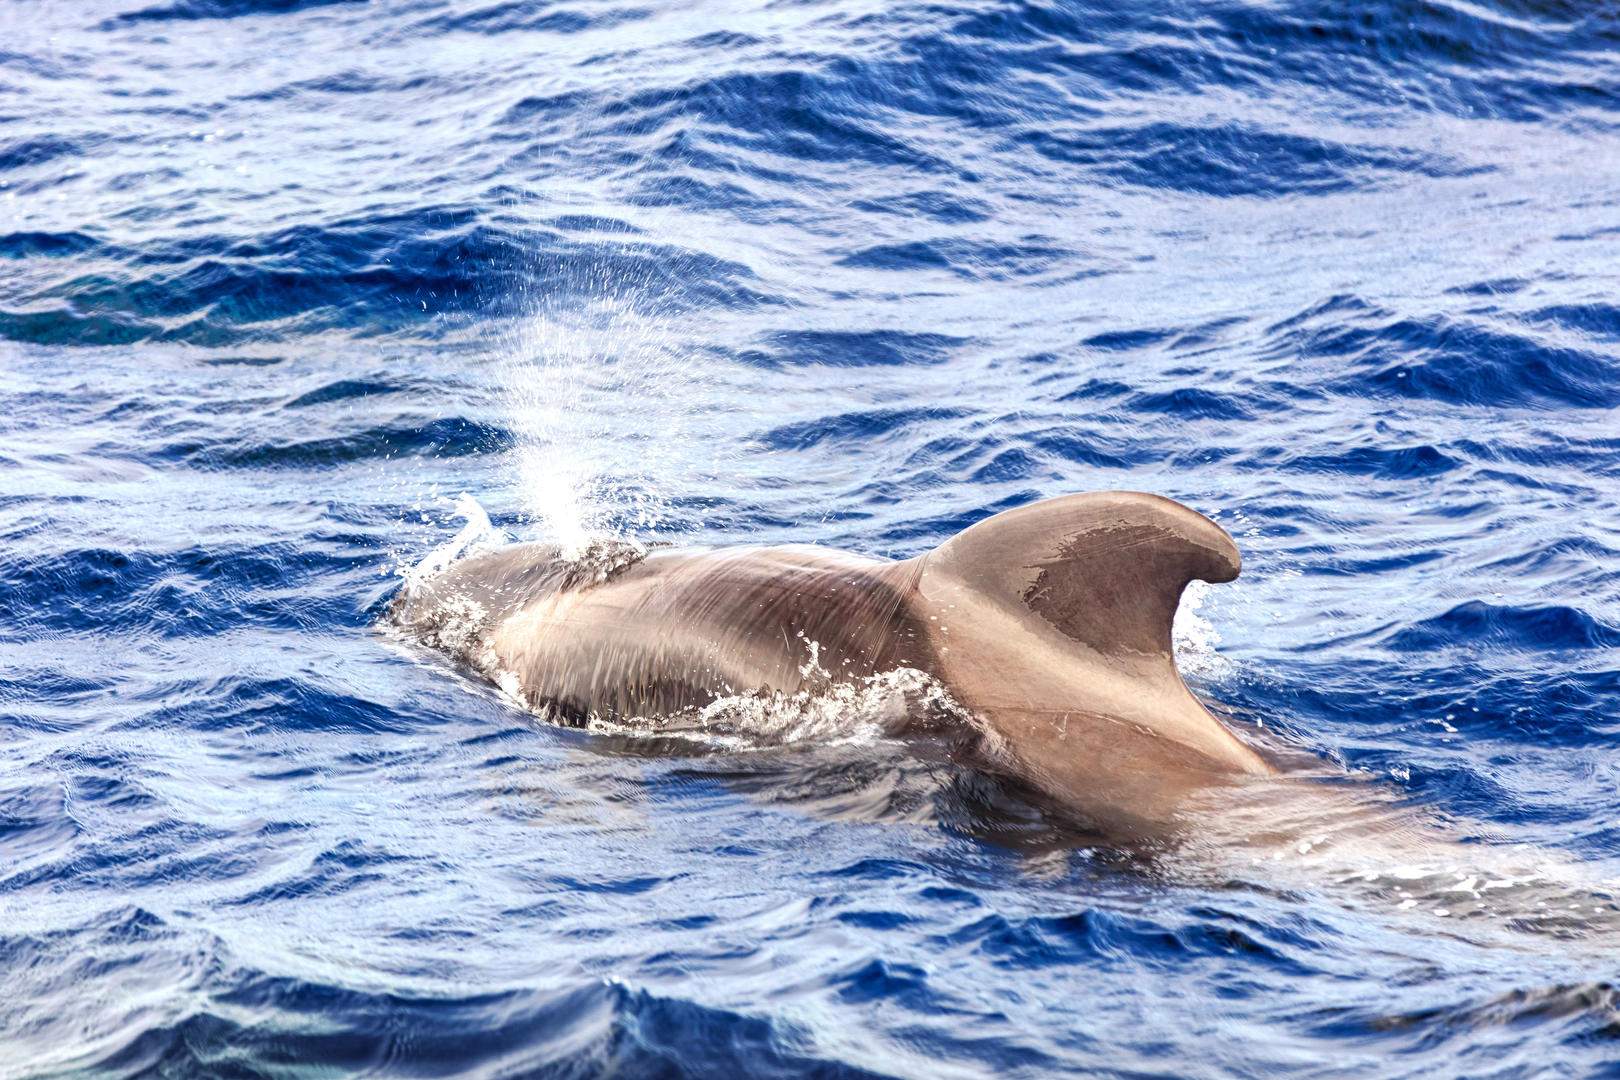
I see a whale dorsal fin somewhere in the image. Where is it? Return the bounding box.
[920,491,1240,661]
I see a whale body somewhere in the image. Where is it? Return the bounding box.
[391,491,1274,832]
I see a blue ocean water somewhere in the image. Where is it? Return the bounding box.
[4,0,1620,1075]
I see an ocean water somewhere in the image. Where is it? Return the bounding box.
[4,0,1620,1075]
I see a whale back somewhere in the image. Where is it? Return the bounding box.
[387,490,1265,829]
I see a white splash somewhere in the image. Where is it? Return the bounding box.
[497,296,732,556]
[1173,579,1232,681]
[401,492,507,588]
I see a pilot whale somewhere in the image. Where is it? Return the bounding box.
[391,491,1274,832]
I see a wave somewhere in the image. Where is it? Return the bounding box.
[1387,601,1620,653]
[0,231,100,258]
[0,208,778,347]
[0,137,84,173]
[100,0,364,28]
[835,236,1076,281]
[1306,981,1620,1050]
[0,539,366,639]
[410,2,648,37]
[1017,122,1481,198]
[1263,296,1620,410]
[740,329,967,369]
[5,901,888,1079]
[74,974,892,1080]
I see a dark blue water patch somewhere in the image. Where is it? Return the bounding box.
[0,231,101,258]
[1479,535,1620,578]
[171,416,513,468]
[842,234,1095,283]
[0,306,154,348]
[1014,122,1479,198]
[3,207,778,346]
[759,407,974,452]
[969,446,1045,483]
[0,539,370,638]
[833,957,936,1009]
[866,489,1049,550]
[0,546,212,637]
[0,908,173,993]
[1266,291,1380,332]
[1307,548,1449,576]
[848,190,992,225]
[835,241,954,274]
[0,136,83,172]
[87,976,895,1080]
[0,668,108,722]
[0,780,81,855]
[1197,0,1620,124]
[90,980,586,1078]
[740,329,967,368]
[1127,387,1258,421]
[1054,377,1135,403]
[498,89,598,128]
[1465,467,1590,497]
[939,0,1605,126]
[153,675,427,735]
[1265,299,1620,410]
[1386,601,1620,654]
[0,46,69,79]
[1024,428,1171,471]
[4,210,512,345]
[624,171,805,221]
[1448,277,1532,297]
[677,30,764,50]
[1164,316,1252,354]
[60,767,163,819]
[543,214,645,236]
[202,354,286,367]
[1524,302,1620,341]
[223,840,414,907]
[817,857,934,884]
[283,378,401,409]
[1303,981,1620,1051]
[1346,327,1617,411]
[607,985,894,1080]
[834,909,921,932]
[237,69,447,104]
[939,906,1320,978]
[881,426,1150,488]
[835,236,1075,281]
[1404,667,1620,747]
[411,1,648,37]
[552,873,668,897]
[100,0,365,27]
[1083,328,1178,352]
[598,70,960,175]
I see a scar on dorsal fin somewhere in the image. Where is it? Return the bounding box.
[920,491,1240,661]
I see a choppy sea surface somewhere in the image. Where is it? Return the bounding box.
[4,0,1620,1075]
